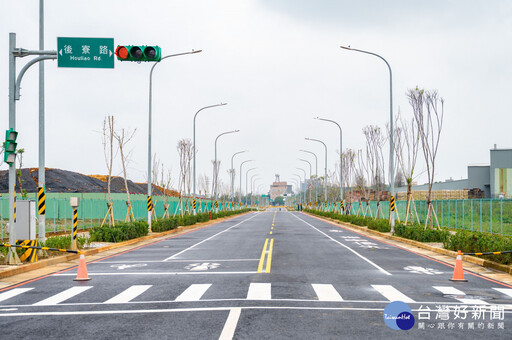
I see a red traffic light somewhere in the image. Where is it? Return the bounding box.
[115,46,129,60]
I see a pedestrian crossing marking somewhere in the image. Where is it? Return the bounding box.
[33,286,92,306]
[104,285,152,304]
[0,288,33,302]
[247,283,271,300]
[175,284,212,302]
[493,288,512,298]
[1,284,511,306]
[371,284,415,303]
[433,286,488,305]
[312,284,343,301]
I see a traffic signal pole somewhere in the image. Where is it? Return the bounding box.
[7,32,57,264]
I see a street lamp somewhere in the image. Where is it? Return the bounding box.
[296,167,308,204]
[300,149,318,203]
[299,159,312,204]
[148,49,202,229]
[251,175,259,206]
[214,129,240,199]
[239,160,254,203]
[315,117,343,205]
[340,45,395,229]
[245,167,257,205]
[193,103,227,198]
[294,174,303,206]
[231,150,247,200]
[305,138,328,202]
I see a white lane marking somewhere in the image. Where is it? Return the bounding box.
[175,284,212,302]
[111,264,147,270]
[0,288,33,302]
[218,308,241,340]
[185,263,221,271]
[33,287,93,306]
[291,213,392,276]
[312,284,343,301]
[371,285,415,303]
[94,259,259,264]
[4,305,512,318]
[104,285,152,304]
[494,288,512,298]
[53,271,258,276]
[433,286,489,305]
[247,283,271,300]
[163,213,259,261]
[403,266,443,275]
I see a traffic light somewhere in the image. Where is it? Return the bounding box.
[115,45,161,62]
[4,129,18,164]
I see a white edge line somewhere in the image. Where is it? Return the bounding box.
[291,213,392,276]
[163,213,259,261]
[52,271,258,276]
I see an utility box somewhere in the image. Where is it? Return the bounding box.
[70,197,80,208]
[16,200,36,240]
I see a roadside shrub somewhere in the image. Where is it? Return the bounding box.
[90,221,148,242]
[304,209,391,232]
[42,235,89,250]
[152,217,178,232]
[444,230,512,265]
[394,223,450,243]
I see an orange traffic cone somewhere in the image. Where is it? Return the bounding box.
[74,254,91,281]
[449,250,467,282]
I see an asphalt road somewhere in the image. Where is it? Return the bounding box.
[1,209,511,339]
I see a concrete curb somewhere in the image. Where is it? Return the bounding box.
[0,211,252,279]
[303,212,512,275]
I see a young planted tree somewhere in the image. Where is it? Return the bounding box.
[363,125,386,218]
[408,87,444,229]
[101,116,116,227]
[355,149,371,217]
[391,110,420,224]
[177,139,193,216]
[113,127,136,222]
[342,149,356,213]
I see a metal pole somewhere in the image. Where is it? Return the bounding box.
[293,175,303,206]
[230,150,247,200]
[8,33,18,264]
[193,103,227,198]
[305,138,328,202]
[245,168,256,205]
[214,130,239,199]
[299,159,312,204]
[147,50,201,229]
[38,0,46,245]
[315,117,343,203]
[340,45,394,230]
[300,150,318,204]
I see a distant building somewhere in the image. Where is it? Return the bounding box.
[269,174,293,200]
[396,145,512,198]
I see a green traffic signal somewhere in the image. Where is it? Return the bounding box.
[115,45,161,62]
[4,129,17,164]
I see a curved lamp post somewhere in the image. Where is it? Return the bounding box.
[300,149,318,203]
[193,103,227,198]
[148,49,202,229]
[239,160,254,203]
[214,130,239,199]
[315,117,343,204]
[305,138,328,202]
[245,167,257,205]
[299,159,312,204]
[340,45,395,229]
[230,150,247,200]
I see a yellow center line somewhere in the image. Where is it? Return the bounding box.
[270,231,273,235]
[257,239,269,273]
[272,211,277,226]
[266,239,274,273]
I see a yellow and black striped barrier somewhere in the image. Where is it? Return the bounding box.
[340,200,344,210]
[71,208,78,251]
[0,243,83,255]
[215,200,219,209]
[147,196,153,211]
[463,250,512,256]
[390,196,396,212]
[38,186,45,215]
[14,192,17,222]
[192,199,197,210]
[17,240,38,262]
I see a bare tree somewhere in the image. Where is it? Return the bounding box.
[408,87,444,228]
[199,174,210,198]
[211,160,220,198]
[113,127,136,222]
[363,126,386,218]
[342,148,356,213]
[102,116,116,227]
[390,109,420,224]
[177,139,193,215]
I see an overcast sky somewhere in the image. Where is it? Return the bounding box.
[1,1,511,195]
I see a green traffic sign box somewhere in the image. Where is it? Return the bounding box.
[57,37,114,68]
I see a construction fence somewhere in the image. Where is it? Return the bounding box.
[306,198,512,236]
[0,193,244,239]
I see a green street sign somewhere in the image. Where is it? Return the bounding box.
[57,37,114,68]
